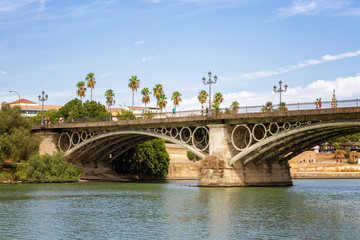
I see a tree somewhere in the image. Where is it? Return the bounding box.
[76,81,87,102]
[113,138,170,178]
[153,84,163,115]
[261,101,274,112]
[128,76,140,107]
[57,99,107,120]
[0,103,39,165]
[105,89,115,106]
[230,101,240,113]
[213,92,223,109]
[197,90,208,114]
[85,72,96,101]
[141,87,151,109]
[171,91,182,111]
[158,93,167,112]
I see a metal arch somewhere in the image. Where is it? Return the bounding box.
[231,124,252,151]
[229,121,360,166]
[268,122,279,135]
[71,132,81,146]
[191,126,209,152]
[64,129,206,159]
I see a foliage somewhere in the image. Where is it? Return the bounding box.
[76,81,87,101]
[275,102,288,111]
[230,101,239,113]
[187,151,200,161]
[114,139,170,178]
[33,109,59,124]
[261,101,274,112]
[105,89,115,106]
[117,109,136,120]
[57,99,107,120]
[171,91,182,110]
[153,84,163,112]
[144,110,154,119]
[15,152,84,182]
[197,90,208,111]
[141,87,151,108]
[0,104,39,164]
[158,93,167,112]
[129,76,140,107]
[85,72,96,101]
[213,92,223,109]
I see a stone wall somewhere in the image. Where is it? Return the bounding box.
[35,131,59,156]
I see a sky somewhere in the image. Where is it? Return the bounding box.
[0,0,360,111]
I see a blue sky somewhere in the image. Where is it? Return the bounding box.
[1,0,360,110]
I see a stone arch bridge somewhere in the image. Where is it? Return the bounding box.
[33,107,360,186]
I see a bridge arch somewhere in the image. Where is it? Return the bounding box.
[229,121,360,166]
[63,129,206,162]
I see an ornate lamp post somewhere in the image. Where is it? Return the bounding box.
[202,71,217,116]
[38,91,48,126]
[273,80,288,108]
[107,99,116,121]
[9,90,21,107]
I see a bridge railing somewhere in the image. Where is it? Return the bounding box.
[38,98,360,125]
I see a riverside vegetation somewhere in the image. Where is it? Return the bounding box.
[0,100,170,182]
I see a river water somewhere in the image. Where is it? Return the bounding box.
[1,179,360,239]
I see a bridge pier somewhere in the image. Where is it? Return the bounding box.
[199,124,293,187]
[35,131,59,156]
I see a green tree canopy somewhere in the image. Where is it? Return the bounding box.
[57,99,107,120]
[86,72,96,101]
[128,76,140,107]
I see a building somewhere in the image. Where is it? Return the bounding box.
[8,98,62,117]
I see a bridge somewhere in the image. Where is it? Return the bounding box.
[33,106,360,186]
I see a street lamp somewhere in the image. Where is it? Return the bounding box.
[202,71,217,116]
[9,90,21,107]
[107,99,116,121]
[38,91,48,126]
[273,80,288,108]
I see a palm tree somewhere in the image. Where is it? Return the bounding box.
[105,89,115,120]
[141,87,151,109]
[171,91,182,111]
[213,92,224,109]
[153,84,163,114]
[76,81,87,102]
[197,90,208,113]
[85,72,96,101]
[158,93,167,112]
[128,76,140,107]
[230,101,239,113]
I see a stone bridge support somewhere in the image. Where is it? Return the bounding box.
[199,124,292,187]
[34,131,59,156]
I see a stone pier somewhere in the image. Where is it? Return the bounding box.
[198,124,293,187]
[35,131,59,156]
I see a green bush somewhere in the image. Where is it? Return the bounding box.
[187,151,200,161]
[15,152,84,182]
[114,138,170,177]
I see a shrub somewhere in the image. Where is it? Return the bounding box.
[15,152,84,182]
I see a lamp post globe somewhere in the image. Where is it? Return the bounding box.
[273,80,288,109]
[38,91,48,126]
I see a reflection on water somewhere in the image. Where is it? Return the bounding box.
[1,180,360,239]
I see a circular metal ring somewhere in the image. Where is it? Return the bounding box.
[191,126,209,151]
[170,127,179,138]
[252,123,267,142]
[295,121,301,127]
[231,124,252,151]
[81,131,88,141]
[283,122,291,131]
[88,131,94,138]
[180,127,192,144]
[71,132,81,146]
[269,122,279,135]
[58,132,71,153]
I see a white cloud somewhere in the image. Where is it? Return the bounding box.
[131,56,152,66]
[0,70,7,74]
[222,49,360,82]
[134,40,145,46]
[274,0,349,20]
[0,0,46,12]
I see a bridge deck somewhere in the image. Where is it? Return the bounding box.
[32,107,360,131]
